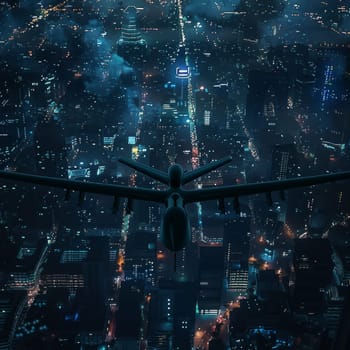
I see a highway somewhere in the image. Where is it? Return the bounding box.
[176,0,205,242]
[175,1,230,349]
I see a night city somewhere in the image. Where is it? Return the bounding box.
[1,0,350,349]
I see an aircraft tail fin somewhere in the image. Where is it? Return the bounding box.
[182,156,232,184]
[119,157,169,184]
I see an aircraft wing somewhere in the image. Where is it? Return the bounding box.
[0,171,167,203]
[183,171,350,203]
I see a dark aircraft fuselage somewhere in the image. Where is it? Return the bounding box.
[161,164,190,251]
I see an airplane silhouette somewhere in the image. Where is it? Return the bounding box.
[1,156,350,252]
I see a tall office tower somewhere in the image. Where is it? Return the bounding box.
[198,246,225,314]
[7,239,47,291]
[246,70,289,155]
[334,289,350,350]
[256,270,290,326]
[0,70,28,167]
[117,6,147,69]
[124,230,157,288]
[307,209,331,238]
[174,242,198,283]
[223,219,249,301]
[328,224,350,286]
[332,63,350,145]
[0,291,27,350]
[328,230,350,344]
[70,238,111,350]
[256,270,282,301]
[195,86,212,127]
[161,80,176,101]
[271,144,298,180]
[324,286,347,342]
[270,144,298,223]
[147,280,196,350]
[149,104,178,171]
[212,83,233,129]
[42,250,85,294]
[294,73,316,112]
[293,238,334,315]
[319,59,338,113]
[115,281,143,349]
[34,114,67,177]
[312,51,347,132]
[40,74,65,104]
[83,237,111,306]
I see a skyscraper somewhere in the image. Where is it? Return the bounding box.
[117,6,147,69]
[195,86,212,127]
[270,144,299,222]
[271,144,298,181]
[83,237,111,305]
[124,230,157,288]
[148,280,196,350]
[223,218,250,300]
[198,246,225,314]
[246,70,289,155]
[293,238,333,315]
[34,114,67,177]
[0,291,27,350]
[115,281,143,348]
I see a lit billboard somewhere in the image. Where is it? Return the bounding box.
[176,66,190,78]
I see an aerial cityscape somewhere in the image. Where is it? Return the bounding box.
[1,0,350,349]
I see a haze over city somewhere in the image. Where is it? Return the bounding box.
[1,1,350,349]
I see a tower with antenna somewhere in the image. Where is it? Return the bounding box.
[117,6,147,69]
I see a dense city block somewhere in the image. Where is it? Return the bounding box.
[1,1,350,349]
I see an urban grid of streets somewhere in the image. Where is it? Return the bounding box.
[118,1,225,347]
[0,0,297,346]
[92,0,246,347]
[118,1,252,348]
[1,0,350,349]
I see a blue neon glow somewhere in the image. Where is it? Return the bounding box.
[176,66,190,78]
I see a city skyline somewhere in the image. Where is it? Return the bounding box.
[0,1,350,349]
